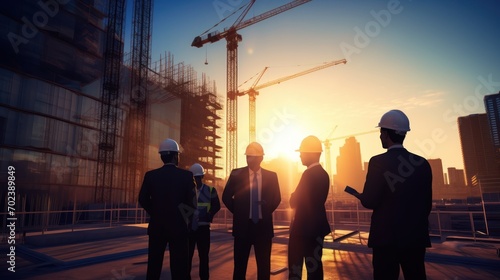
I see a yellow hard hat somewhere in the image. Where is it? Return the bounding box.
[245,142,265,156]
[296,135,323,153]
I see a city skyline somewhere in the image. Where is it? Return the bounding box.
[127,0,500,172]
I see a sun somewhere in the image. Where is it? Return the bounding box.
[256,123,304,161]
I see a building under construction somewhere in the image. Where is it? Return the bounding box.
[0,0,223,228]
[147,52,223,187]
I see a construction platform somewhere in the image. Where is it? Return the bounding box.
[3,224,500,279]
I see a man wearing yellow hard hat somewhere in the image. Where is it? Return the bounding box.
[222,142,281,280]
[288,135,331,279]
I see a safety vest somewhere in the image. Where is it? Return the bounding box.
[196,184,214,225]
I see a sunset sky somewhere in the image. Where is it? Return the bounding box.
[125,0,500,174]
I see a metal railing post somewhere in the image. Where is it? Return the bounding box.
[109,202,113,227]
[72,197,77,232]
[469,212,476,242]
[436,209,442,239]
[135,201,138,224]
[356,202,360,231]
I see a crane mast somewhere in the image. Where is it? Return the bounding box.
[95,0,126,203]
[192,0,312,176]
[123,0,153,203]
[240,59,347,142]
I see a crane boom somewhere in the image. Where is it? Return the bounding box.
[240,59,347,142]
[192,0,311,48]
[252,59,346,92]
[324,129,379,142]
[192,0,312,177]
[237,0,312,32]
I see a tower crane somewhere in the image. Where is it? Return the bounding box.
[239,59,347,142]
[323,125,338,182]
[192,0,312,176]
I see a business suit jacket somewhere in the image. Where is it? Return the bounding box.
[138,164,196,237]
[289,164,331,238]
[358,148,432,248]
[222,167,281,238]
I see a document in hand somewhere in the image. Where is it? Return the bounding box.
[344,186,359,196]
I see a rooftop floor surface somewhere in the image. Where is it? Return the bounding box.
[3,224,500,280]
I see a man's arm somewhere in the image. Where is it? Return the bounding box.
[186,174,197,210]
[289,173,305,209]
[423,160,433,215]
[267,172,281,212]
[356,158,385,209]
[222,171,235,213]
[138,173,152,215]
[181,172,197,227]
[209,187,221,221]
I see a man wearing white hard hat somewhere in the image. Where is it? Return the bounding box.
[188,163,220,280]
[288,135,331,280]
[222,142,281,280]
[138,138,196,280]
[345,110,432,280]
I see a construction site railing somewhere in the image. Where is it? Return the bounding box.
[1,205,494,243]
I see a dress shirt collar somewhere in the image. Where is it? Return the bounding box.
[249,168,261,176]
[388,144,404,150]
[306,162,321,170]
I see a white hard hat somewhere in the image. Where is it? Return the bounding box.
[189,163,205,176]
[158,138,180,153]
[245,142,265,156]
[377,110,410,134]
[296,135,323,153]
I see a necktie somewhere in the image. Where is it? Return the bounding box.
[251,172,259,223]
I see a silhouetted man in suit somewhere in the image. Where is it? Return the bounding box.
[222,142,281,280]
[347,110,432,280]
[288,135,331,280]
[138,138,196,280]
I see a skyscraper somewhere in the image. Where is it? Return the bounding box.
[458,114,498,186]
[447,167,466,188]
[484,91,500,167]
[428,158,445,187]
[334,137,364,194]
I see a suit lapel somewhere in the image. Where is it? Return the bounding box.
[240,167,251,200]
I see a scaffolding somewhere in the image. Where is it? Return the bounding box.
[148,52,224,186]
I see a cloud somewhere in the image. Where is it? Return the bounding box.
[387,89,445,109]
